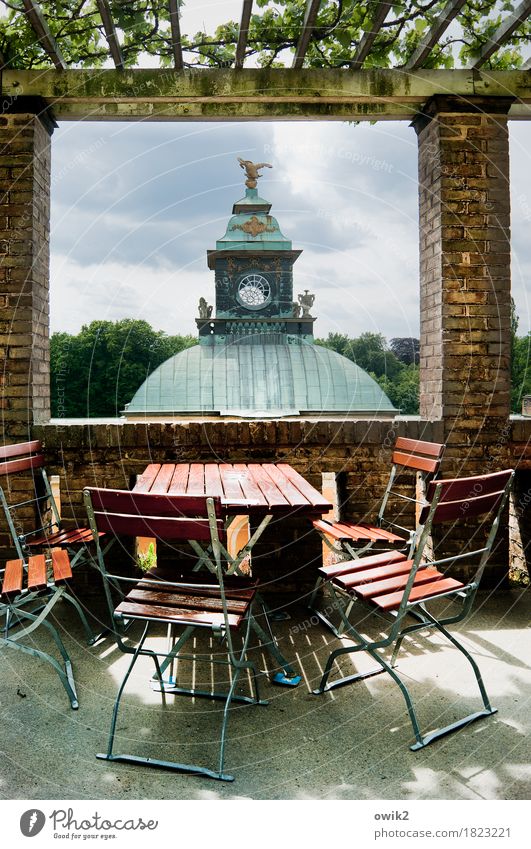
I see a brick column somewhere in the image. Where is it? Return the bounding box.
[1,103,53,440]
[414,96,512,471]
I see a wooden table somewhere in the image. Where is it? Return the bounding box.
[133,462,332,686]
[133,462,332,519]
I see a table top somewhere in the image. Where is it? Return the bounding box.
[133,462,332,518]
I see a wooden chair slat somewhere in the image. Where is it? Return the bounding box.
[51,549,73,583]
[373,577,465,611]
[1,559,24,597]
[353,567,443,599]
[319,549,407,579]
[93,511,225,542]
[392,451,440,473]
[115,600,242,629]
[394,437,444,458]
[426,469,513,504]
[0,454,45,476]
[0,440,42,460]
[335,560,422,589]
[126,588,250,614]
[27,554,48,591]
[86,488,223,519]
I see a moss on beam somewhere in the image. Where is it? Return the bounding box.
[2,68,529,122]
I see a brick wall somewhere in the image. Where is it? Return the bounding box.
[0,111,52,438]
[415,96,512,473]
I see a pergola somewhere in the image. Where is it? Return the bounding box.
[0,1,530,581]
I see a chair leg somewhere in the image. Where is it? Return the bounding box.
[61,590,101,646]
[250,603,301,686]
[2,607,78,709]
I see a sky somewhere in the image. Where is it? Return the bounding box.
[49,117,531,341]
[45,0,531,343]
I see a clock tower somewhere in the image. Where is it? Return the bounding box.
[198,163,315,345]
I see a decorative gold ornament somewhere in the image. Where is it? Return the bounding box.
[231,215,275,237]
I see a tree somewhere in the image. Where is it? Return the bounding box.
[390,337,420,366]
[1,2,529,70]
[316,331,403,378]
[50,319,195,417]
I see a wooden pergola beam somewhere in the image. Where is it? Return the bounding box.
[235,0,253,69]
[292,0,322,69]
[350,1,392,70]
[3,68,529,122]
[22,0,66,70]
[96,0,124,71]
[468,0,531,69]
[168,0,183,70]
[403,0,466,70]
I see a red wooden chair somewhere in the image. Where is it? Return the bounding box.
[1,550,78,708]
[310,437,445,632]
[83,487,271,782]
[0,440,103,644]
[313,469,514,750]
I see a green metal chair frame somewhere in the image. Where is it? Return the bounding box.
[84,486,273,782]
[1,550,78,709]
[0,440,102,645]
[312,468,514,750]
[310,436,445,634]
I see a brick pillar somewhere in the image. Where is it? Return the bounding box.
[415,96,512,471]
[1,104,53,441]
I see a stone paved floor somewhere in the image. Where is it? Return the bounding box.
[1,587,529,800]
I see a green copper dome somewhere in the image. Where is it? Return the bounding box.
[123,342,397,418]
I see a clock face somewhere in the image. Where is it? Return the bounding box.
[236,273,271,310]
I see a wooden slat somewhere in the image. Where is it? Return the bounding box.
[246,464,290,510]
[373,577,465,611]
[126,588,249,615]
[428,491,505,524]
[28,527,97,546]
[0,454,45,476]
[319,549,407,579]
[336,559,427,590]
[0,440,41,461]
[134,464,161,493]
[232,464,269,507]
[22,0,66,69]
[27,554,48,590]
[276,464,333,511]
[394,437,444,458]
[426,469,512,504]
[468,1,531,69]
[219,464,246,502]
[350,1,392,70]
[139,576,257,599]
[115,600,241,629]
[261,464,310,508]
[86,488,224,519]
[168,464,190,494]
[168,0,184,70]
[354,567,444,599]
[148,464,175,494]
[187,463,206,495]
[403,0,466,70]
[96,0,124,70]
[93,512,221,541]
[392,451,440,473]
[292,0,323,69]
[204,464,225,499]
[1,559,24,598]
[51,549,72,584]
[235,0,253,69]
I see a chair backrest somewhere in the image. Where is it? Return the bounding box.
[84,488,225,542]
[0,441,59,558]
[421,469,514,526]
[378,437,445,533]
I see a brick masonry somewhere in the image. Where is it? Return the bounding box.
[415,96,512,471]
[1,111,52,438]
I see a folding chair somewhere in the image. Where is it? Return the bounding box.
[1,550,78,709]
[309,437,444,633]
[83,487,271,782]
[312,468,514,750]
[0,440,105,644]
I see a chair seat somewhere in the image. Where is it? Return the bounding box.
[331,557,465,612]
[2,550,72,599]
[313,518,405,545]
[115,577,258,630]
[27,527,103,547]
[319,549,408,580]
